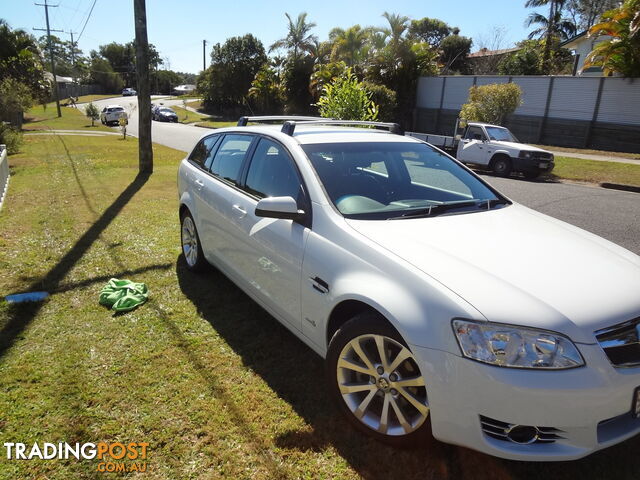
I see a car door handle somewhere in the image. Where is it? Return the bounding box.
[232,204,247,217]
[194,179,204,190]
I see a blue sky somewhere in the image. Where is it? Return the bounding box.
[4,0,535,73]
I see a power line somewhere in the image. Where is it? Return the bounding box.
[76,0,97,43]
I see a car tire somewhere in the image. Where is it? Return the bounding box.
[326,312,432,447]
[491,156,512,177]
[181,211,207,272]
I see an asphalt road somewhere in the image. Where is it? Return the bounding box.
[80,96,640,255]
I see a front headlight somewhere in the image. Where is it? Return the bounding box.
[452,319,584,369]
[519,151,532,159]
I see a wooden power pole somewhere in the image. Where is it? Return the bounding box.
[34,0,63,117]
[134,0,153,174]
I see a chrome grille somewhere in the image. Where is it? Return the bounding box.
[480,416,564,444]
[595,316,640,367]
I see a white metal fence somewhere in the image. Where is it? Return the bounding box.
[0,145,9,210]
[415,76,640,152]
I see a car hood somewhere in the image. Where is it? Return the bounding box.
[491,141,550,154]
[346,204,640,343]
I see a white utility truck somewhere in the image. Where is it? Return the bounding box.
[408,120,554,179]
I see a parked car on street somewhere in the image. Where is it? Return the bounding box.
[152,107,178,123]
[99,105,128,126]
[177,116,640,461]
[408,121,554,179]
[122,87,137,96]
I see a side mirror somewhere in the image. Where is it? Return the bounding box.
[255,196,305,221]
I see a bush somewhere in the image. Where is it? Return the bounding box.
[459,83,522,125]
[362,82,397,122]
[0,123,23,154]
[85,102,100,126]
[317,69,378,121]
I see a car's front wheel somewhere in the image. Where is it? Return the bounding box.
[181,211,207,272]
[326,313,431,447]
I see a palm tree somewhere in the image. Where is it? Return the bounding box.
[269,12,317,60]
[584,0,640,76]
[526,0,577,71]
[381,12,410,45]
[329,25,369,66]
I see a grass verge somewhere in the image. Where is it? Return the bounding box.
[552,155,640,186]
[23,104,114,132]
[534,144,640,160]
[1,106,639,479]
[170,105,214,124]
[194,120,236,129]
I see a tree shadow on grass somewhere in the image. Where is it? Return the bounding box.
[0,172,150,359]
[176,257,640,480]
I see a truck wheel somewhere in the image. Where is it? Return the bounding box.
[491,156,512,177]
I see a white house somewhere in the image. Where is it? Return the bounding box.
[561,31,612,76]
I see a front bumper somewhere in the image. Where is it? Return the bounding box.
[513,157,555,174]
[412,343,640,461]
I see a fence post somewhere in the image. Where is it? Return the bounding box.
[0,144,9,211]
[584,77,605,148]
[434,77,447,134]
[537,76,555,144]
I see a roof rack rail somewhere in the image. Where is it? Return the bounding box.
[280,120,404,137]
[237,115,323,126]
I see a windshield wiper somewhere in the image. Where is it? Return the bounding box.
[390,200,481,219]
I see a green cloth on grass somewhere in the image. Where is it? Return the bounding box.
[99,278,148,312]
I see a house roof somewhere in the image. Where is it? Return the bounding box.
[468,47,520,58]
[44,72,75,83]
[560,31,589,48]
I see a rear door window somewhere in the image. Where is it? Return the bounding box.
[245,138,302,200]
[210,134,254,185]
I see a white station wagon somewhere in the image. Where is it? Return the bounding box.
[177,116,640,461]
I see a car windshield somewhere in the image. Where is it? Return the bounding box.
[160,108,174,113]
[302,141,508,220]
[485,126,518,142]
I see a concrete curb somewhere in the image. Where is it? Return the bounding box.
[600,182,640,193]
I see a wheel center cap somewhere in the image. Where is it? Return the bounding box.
[377,377,390,391]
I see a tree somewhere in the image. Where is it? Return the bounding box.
[248,64,284,114]
[460,83,522,125]
[584,0,640,76]
[0,19,48,102]
[362,81,397,121]
[97,41,162,88]
[329,25,369,66]
[317,69,378,121]
[408,17,452,46]
[88,55,124,93]
[309,61,347,101]
[199,34,267,113]
[282,55,315,114]
[269,12,317,60]
[85,102,99,126]
[565,0,620,30]
[498,40,545,74]
[526,0,577,71]
[38,34,87,79]
[152,69,182,94]
[439,34,473,73]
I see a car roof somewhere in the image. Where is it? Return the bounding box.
[106,105,124,109]
[200,124,419,146]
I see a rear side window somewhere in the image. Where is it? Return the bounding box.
[245,139,302,200]
[189,135,220,168]
[210,134,254,185]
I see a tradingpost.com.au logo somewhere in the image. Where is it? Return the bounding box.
[4,442,149,473]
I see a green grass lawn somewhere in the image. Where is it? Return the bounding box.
[170,105,214,125]
[1,106,639,479]
[551,155,640,186]
[533,144,640,160]
[195,119,236,129]
[23,104,114,132]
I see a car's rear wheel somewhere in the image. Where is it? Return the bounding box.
[491,156,512,177]
[326,313,431,447]
[181,211,207,272]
